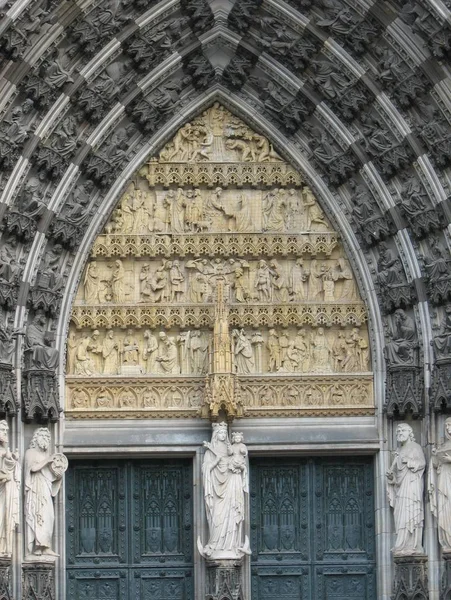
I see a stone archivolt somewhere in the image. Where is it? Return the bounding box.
[66,105,373,419]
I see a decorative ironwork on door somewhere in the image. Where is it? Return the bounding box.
[250,458,375,600]
[66,460,193,600]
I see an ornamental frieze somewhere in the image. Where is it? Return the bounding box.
[91,232,339,259]
[65,374,373,419]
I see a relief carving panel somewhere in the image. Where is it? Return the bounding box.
[66,104,374,419]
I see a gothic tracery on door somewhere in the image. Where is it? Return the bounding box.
[66,460,194,600]
[250,458,375,600]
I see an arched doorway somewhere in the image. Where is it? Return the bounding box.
[64,104,376,600]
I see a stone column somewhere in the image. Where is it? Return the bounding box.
[392,555,428,600]
[22,561,55,600]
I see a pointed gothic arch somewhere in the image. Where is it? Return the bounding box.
[0,0,450,597]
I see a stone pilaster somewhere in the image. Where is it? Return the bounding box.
[22,561,55,600]
[0,557,12,600]
[392,555,428,600]
[205,560,244,600]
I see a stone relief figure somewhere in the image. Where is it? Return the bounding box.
[232,265,251,303]
[279,342,302,372]
[424,235,450,284]
[430,418,451,551]
[346,328,369,372]
[139,263,152,302]
[267,329,281,372]
[376,243,405,290]
[101,329,119,375]
[333,258,356,300]
[311,327,333,372]
[384,309,417,366]
[122,329,139,365]
[285,188,302,230]
[232,329,254,374]
[0,421,20,557]
[66,332,77,375]
[24,312,58,370]
[270,259,289,302]
[262,188,286,231]
[432,304,451,359]
[143,330,158,373]
[0,315,14,365]
[303,186,329,230]
[255,259,272,302]
[156,332,179,374]
[169,260,185,302]
[188,330,209,375]
[24,428,68,559]
[386,423,425,555]
[289,258,308,301]
[251,331,264,372]
[111,260,125,303]
[74,330,101,375]
[293,328,310,372]
[198,423,250,560]
[308,261,329,301]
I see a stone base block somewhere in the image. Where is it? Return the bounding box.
[23,561,55,600]
[392,554,428,600]
[206,559,244,600]
[0,557,12,600]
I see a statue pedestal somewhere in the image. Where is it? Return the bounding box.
[205,559,244,600]
[441,552,451,600]
[392,554,428,600]
[23,560,55,600]
[0,557,12,600]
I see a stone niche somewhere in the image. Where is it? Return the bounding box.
[66,104,373,419]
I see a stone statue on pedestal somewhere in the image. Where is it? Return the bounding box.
[0,421,20,557]
[198,422,250,560]
[386,423,425,556]
[429,417,451,551]
[24,428,68,560]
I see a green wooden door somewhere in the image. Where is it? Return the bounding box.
[250,458,376,600]
[66,460,193,600]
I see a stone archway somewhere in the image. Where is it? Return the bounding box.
[0,0,450,598]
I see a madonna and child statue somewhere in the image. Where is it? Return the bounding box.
[198,422,251,561]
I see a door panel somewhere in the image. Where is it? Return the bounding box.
[251,458,375,600]
[131,463,192,566]
[67,569,128,600]
[66,464,127,566]
[66,460,193,600]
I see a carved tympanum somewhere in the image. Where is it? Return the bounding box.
[66,104,373,419]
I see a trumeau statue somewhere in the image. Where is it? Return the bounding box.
[430,418,451,551]
[0,421,20,557]
[24,427,68,560]
[386,423,425,556]
[66,102,373,419]
[198,423,251,560]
